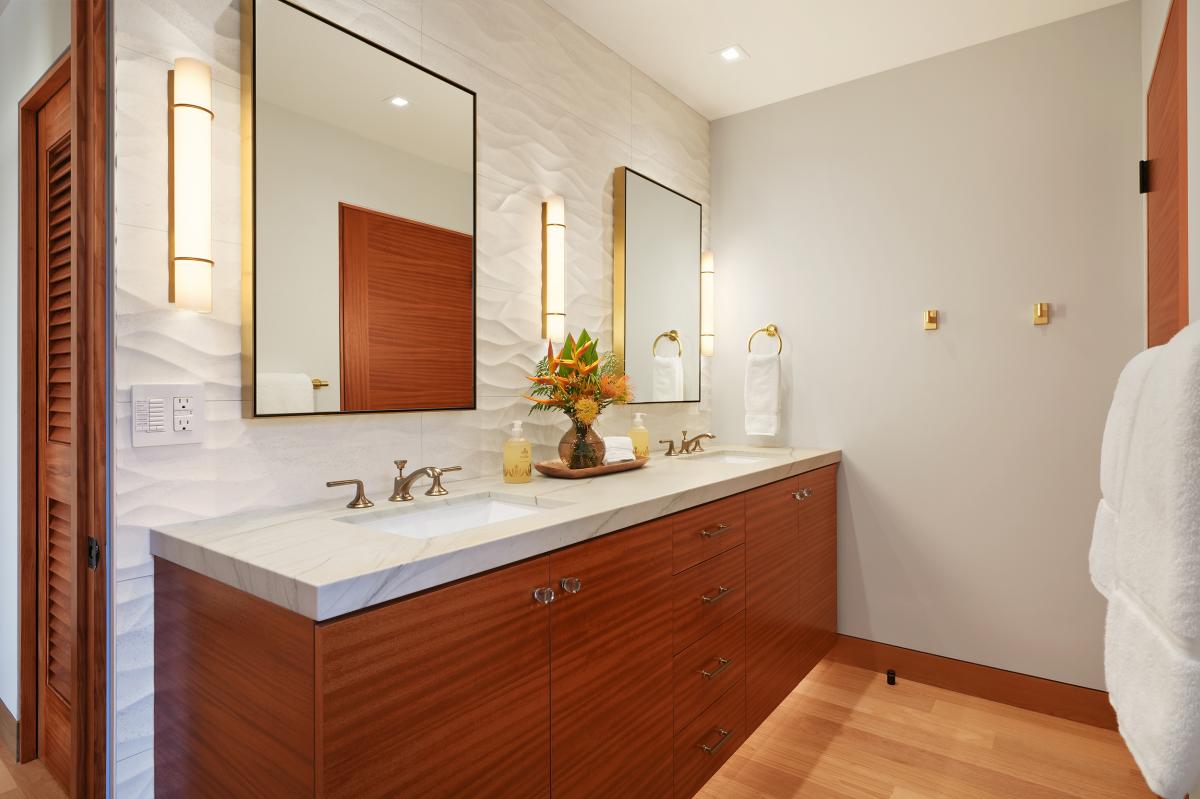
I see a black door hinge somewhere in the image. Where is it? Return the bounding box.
[87,537,101,570]
[1140,159,1150,194]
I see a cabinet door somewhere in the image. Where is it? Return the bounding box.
[316,556,553,799]
[550,518,674,799]
[745,476,802,731]
[796,464,839,678]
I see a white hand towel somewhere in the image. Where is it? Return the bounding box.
[1096,322,1200,799]
[603,435,636,464]
[256,372,315,414]
[652,355,684,402]
[744,353,780,436]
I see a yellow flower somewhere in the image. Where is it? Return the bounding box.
[574,397,599,424]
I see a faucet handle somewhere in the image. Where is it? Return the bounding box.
[393,459,408,476]
[659,439,678,457]
[439,466,463,474]
[425,466,463,497]
[327,479,373,509]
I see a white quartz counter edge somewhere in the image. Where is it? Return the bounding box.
[150,446,842,620]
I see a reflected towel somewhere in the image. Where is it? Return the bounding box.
[604,435,636,464]
[256,372,315,414]
[652,355,684,402]
[744,353,780,436]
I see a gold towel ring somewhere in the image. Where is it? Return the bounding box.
[652,329,683,357]
[747,324,782,354]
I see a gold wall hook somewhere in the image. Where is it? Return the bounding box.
[312,378,330,389]
[1033,303,1050,326]
[923,310,938,330]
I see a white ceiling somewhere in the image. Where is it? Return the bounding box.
[545,0,1129,120]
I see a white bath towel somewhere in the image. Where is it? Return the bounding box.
[652,355,684,402]
[603,435,636,464]
[1092,322,1200,798]
[744,353,780,436]
[256,372,315,414]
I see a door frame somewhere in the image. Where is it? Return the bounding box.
[16,0,109,795]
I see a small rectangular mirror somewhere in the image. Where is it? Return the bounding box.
[613,167,702,404]
[246,0,476,416]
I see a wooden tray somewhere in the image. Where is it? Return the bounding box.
[534,457,649,479]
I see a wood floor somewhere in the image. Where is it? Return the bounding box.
[0,740,64,799]
[698,660,1156,799]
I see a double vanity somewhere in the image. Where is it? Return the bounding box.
[151,447,841,797]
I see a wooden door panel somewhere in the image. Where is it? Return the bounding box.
[1147,0,1188,346]
[550,519,674,799]
[339,203,474,411]
[317,556,552,799]
[796,465,839,678]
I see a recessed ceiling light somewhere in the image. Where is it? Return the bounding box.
[717,45,748,63]
[387,95,410,108]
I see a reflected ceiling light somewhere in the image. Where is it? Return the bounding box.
[542,196,566,343]
[717,45,748,62]
[169,57,214,313]
[388,95,410,108]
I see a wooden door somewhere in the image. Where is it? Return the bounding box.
[33,75,76,794]
[338,203,474,411]
[316,556,553,798]
[1147,0,1188,347]
[795,465,839,679]
[744,476,802,731]
[549,519,674,798]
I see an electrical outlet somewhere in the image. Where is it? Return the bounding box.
[132,384,204,447]
[174,396,193,412]
[173,414,193,432]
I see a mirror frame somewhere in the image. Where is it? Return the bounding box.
[612,166,703,405]
[241,0,478,417]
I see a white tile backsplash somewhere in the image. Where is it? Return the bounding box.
[111,0,709,794]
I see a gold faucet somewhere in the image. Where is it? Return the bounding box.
[680,430,717,454]
[659,439,680,456]
[326,479,373,509]
[389,460,464,502]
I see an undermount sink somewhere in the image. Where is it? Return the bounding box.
[337,494,549,539]
[682,450,780,465]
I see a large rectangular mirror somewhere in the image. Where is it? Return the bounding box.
[613,167,702,404]
[245,0,476,416]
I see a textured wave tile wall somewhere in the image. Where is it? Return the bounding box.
[111,0,710,793]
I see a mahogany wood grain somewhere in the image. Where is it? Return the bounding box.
[1147,0,1188,347]
[154,559,316,798]
[316,556,552,799]
[673,677,746,799]
[745,475,802,731]
[673,610,746,735]
[827,634,1119,730]
[339,203,474,411]
[671,493,746,574]
[549,519,674,799]
[672,545,747,654]
[794,464,839,682]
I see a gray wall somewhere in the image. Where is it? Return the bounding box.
[710,2,1142,689]
[0,0,71,718]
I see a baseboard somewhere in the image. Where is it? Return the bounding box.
[0,697,17,759]
[828,634,1117,730]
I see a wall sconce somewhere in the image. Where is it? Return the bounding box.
[1033,302,1051,326]
[924,309,938,330]
[542,195,566,341]
[700,251,715,355]
[169,58,214,313]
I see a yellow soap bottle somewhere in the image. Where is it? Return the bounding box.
[503,420,532,483]
[630,412,650,459]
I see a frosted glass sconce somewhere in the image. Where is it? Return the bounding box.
[542,195,566,341]
[169,58,214,313]
[700,251,715,356]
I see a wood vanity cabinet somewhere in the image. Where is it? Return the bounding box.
[155,463,838,799]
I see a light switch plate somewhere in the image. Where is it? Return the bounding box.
[132,384,204,447]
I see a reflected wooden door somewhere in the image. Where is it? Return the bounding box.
[338,203,474,411]
[1147,0,1188,347]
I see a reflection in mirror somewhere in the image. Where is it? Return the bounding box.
[249,0,476,415]
[614,167,702,404]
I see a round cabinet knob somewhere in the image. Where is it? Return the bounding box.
[559,577,583,595]
[532,587,556,605]
[793,488,813,502]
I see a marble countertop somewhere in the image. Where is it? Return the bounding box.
[150,445,842,621]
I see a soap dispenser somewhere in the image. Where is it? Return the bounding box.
[629,412,650,459]
[503,420,532,483]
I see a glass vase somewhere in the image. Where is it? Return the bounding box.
[558,417,606,469]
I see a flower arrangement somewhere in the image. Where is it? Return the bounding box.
[525,330,632,468]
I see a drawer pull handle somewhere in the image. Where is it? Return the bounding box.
[532,587,556,605]
[701,585,733,605]
[793,488,813,501]
[700,657,733,680]
[700,522,731,539]
[699,727,732,755]
[559,577,582,594]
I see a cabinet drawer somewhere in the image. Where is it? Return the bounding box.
[673,610,746,734]
[673,677,746,799]
[672,545,745,653]
[671,494,746,574]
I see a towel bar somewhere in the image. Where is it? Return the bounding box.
[747,324,783,354]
